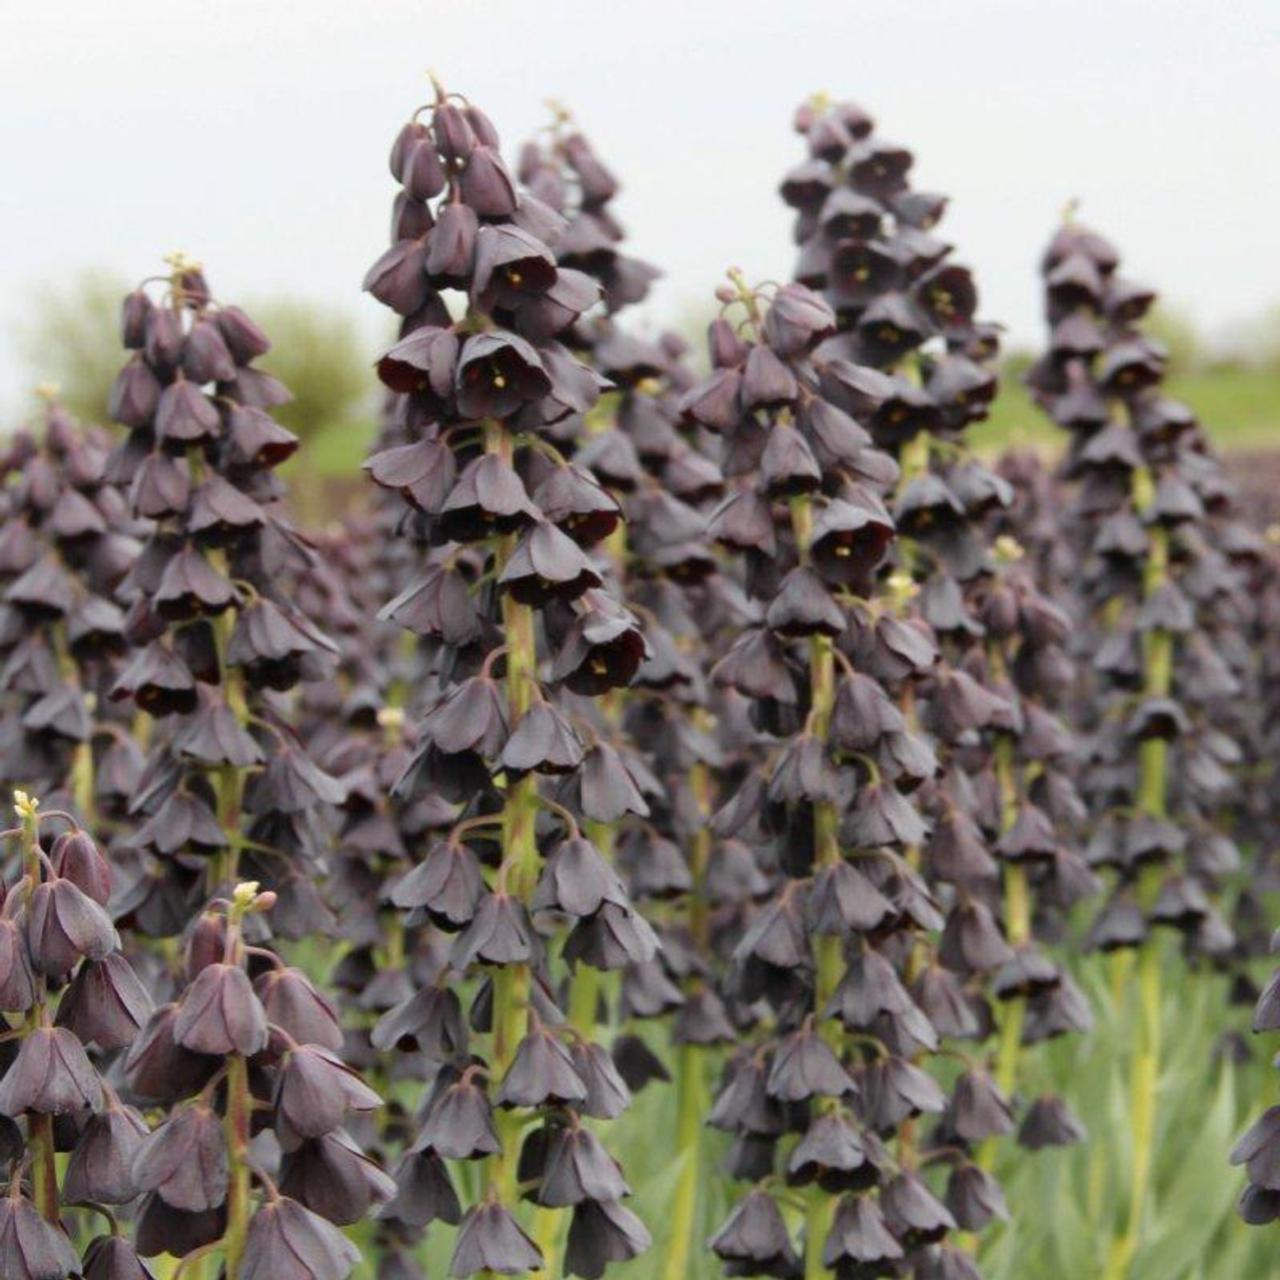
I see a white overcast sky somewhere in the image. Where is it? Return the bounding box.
[3,0,1279,418]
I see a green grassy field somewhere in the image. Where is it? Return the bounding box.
[971,367,1280,455]
[351,946,1273,1280]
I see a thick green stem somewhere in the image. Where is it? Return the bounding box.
[790,493,842,1280]
[483,421,543,1274]
[662,751,715,1280]
[662,1042,708,1280]
[70,743,95,829]
[488,720,538,1212]
[804,1193,836,1280]
[978,731,1028,1172]
[1109,947,1135,1010]
[1129,949,1161,1211]
[687,752,714,951]
[899,430,930,485]
[1104,488,1170,1279]
[222,1054,252,1279]
[213,763,244,891]
[565,944,601,1033]
[1102,937,1162,1280]
[28,1113,58,1226]
[567,818,611,1036]
[209,548,249,894]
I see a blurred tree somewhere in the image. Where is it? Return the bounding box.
[248,298,376,444]
[1245,305,1280,371]
[14,269,126,422]
[1145,303,1203,375]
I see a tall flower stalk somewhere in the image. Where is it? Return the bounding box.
[0,400,148,1278]
[518,110,738,1279]
[1027,215,1246,1278]
[363,80,655,1278]
[97,258,384,1277]
[685,271,972,1279]
[0,394,143,827]
[106,257,345,936]
[287,507,457,1279]
[782,97,1093,1244]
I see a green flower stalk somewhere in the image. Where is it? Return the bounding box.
[364,82,655,1280]
[695,268,940,1279]
[101,259,383,1275]
[781,98,1096,1262]
[1103,473,1170,1280]
[1027,214,1246,1277]
[516,111,734,1279]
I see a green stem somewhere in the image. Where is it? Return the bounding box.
[1109,948,1135,1012]
[993,999,1026,1103]
[213,763,244,891]
[483,420,543,1273]
[1130,944,1162,1215]
[70,742,95,829]
[566,948,601,1033]
[804,1190,836,1280]
[662,751,715,1280]
[978,731,1028,1173]
[662,1042,707,1280]
[687,752,714,950]
[791,493,842,1280]
[567,820,611,1036]
[222,1054,252,1279]
[29,1113,58,1226]
[1104,493,1170,1279]
[900,429,930,484]
[531,1204,562,1279]
[209,547,248,894]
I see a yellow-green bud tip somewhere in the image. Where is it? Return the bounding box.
[886,569,919,603]
[163,250,202,274]
[231,880,261,908]
[994,535,1025,564]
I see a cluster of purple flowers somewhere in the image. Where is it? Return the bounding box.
[0,76,1274,1280]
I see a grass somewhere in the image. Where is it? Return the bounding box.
[982,948,1273,1280]
[360,942,1275,1280]
[971,367,1280,456]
